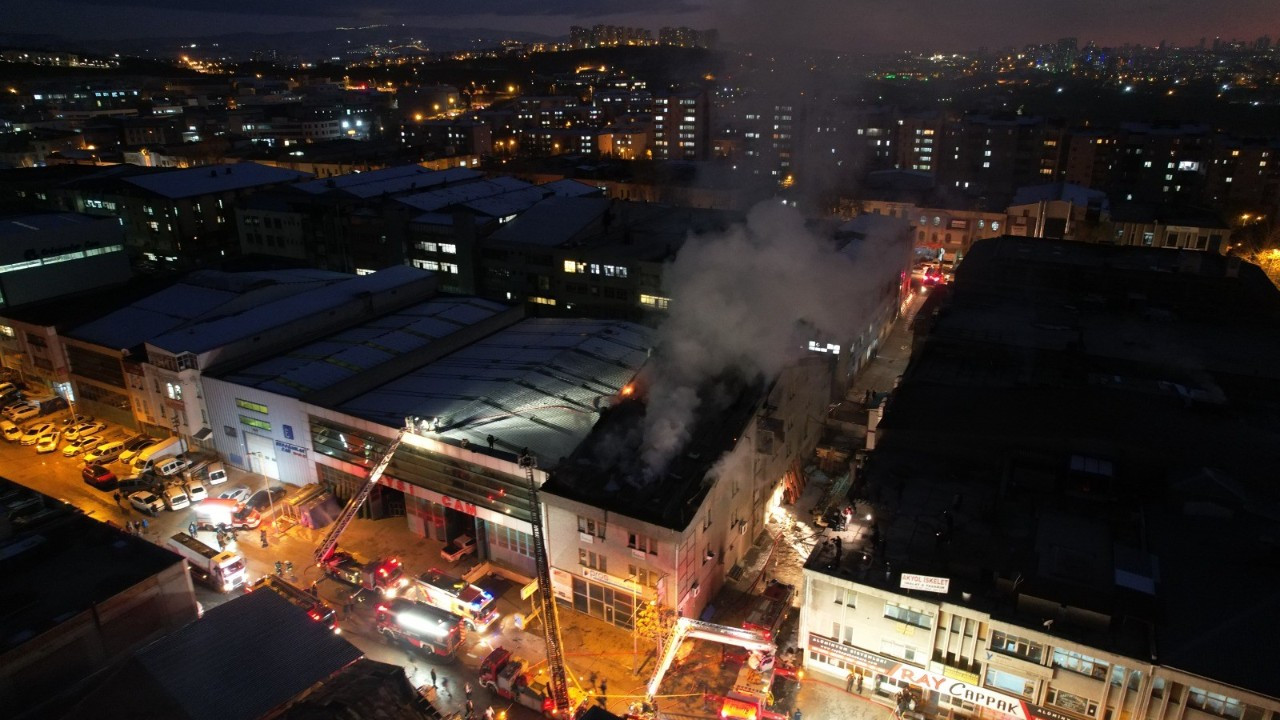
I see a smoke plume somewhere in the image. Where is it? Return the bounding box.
[640,201,907,476]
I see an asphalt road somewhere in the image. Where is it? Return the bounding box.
[0,412,542,720]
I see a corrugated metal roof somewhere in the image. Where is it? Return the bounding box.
[148,266,430,354]
[337,318,653,461]
[220,296,510,397]
[127,589,362,720]
[395,177,534,212]
[486,196,610,245]
[68,284,238,349]
[122,163,310,199]
[462,186,553,218]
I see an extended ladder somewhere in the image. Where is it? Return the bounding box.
[522,452,572,717]
[314,427,408,564]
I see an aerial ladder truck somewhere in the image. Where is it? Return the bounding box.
[313,426,410,597]
[644,617,794,720]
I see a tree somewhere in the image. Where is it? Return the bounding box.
[634,601,678,654]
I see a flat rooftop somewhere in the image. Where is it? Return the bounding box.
[810,235,1280,698]
[121,162,311,199]
[0,484,183,654]
[338,317,653,463]
[218,294,513,400]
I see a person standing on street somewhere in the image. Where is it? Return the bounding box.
[430,669,437,687]
[600,679,608,704]
[188,522,197,536]
[260,529,268,548]
[113,491,122,507]
[464,681,472,700]
[857,673,864,694]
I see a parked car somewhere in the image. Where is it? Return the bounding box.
[62,434,103,457]
[1,420,19,442]
[128,490,164,515]
[185,480,208,503]
[156,456,192,477]
[161,484,190,511]
[120,437,157,465]
[62,413,93,427]
[246,486,288,516]
[84,440,125,465]
[117,473,160,494]
[219,485,252,503]
[0,382,16,396]
[82,464,118,490]
[35,430,61,454]
[65,421,106,442]
[9,404,39,422]
[41,396,68,413]
[21,422,55,445]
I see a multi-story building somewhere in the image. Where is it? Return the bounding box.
[1109,204,1230,252]
[1005,183,1109,242]
[799,235,1280,720]
[653,91,709,161]
[936,114,1062,204]
[541,355,833,628]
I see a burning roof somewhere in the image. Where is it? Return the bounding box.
[543,373,764,531]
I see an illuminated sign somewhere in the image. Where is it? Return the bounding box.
[888,667,1028,720]
[900,573,950,594]
[807,341,842,355]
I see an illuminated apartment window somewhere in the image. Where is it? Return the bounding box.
[529,296,557,306]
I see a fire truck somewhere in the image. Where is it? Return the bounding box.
[479,647,587,717]
[407,568,501,631]
[313,428,411,597]
[375,598,467,659]
[646,618,793,720]
[246,575,339,632]
[323,551,408,597]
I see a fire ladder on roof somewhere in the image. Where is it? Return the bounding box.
[314,427,408,565]
[522,451,572,718]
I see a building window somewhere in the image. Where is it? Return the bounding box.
[985,668,1036,697]
[1185,689,1245,720]
[166,382,182,400]
[440,243,457,254]
[628,564,660,588]
[1052,649,1109,680]
[236,398,269,414]
[578,516,606,538]
[884,602,932,630]
[881,639,922,664]
[835,588,856,607]
[628,532,658,554]
[492,523,534,557]
[579,549,607,572]
[639,294,671,310]
[990,630,1045,663]
[239,415,272,432]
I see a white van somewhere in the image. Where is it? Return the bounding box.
[133,436,187,470]
[162,484,190,511]
[205,462,228,486]
[157,456,191,478]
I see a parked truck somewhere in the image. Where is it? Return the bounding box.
[133,436,187,471]
[321,551,408,597]
[165,532,247,592]
[479,647,586,717]
[375,598,466,658]
[194,497,260,530]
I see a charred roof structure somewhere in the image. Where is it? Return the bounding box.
[544,373,765,531]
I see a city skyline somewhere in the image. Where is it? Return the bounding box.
[7,0,1280,53]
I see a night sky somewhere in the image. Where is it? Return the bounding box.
[9,0,1280,51]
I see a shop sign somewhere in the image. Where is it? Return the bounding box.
[581,566,638,592]
[900,573,950,593]
[806,633,896,673]
[942,665,980,685]
[888,666,1028,720]
[274,439,308,458]
[1026,704,1078,720]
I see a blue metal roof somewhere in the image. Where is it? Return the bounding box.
[122,163,311,199]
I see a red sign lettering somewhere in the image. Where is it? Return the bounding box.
[441,496,477,516]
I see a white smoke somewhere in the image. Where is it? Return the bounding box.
[640,201,907,477]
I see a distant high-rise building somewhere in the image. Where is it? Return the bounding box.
[1256,35,1272,51]
[657,26,718,49]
